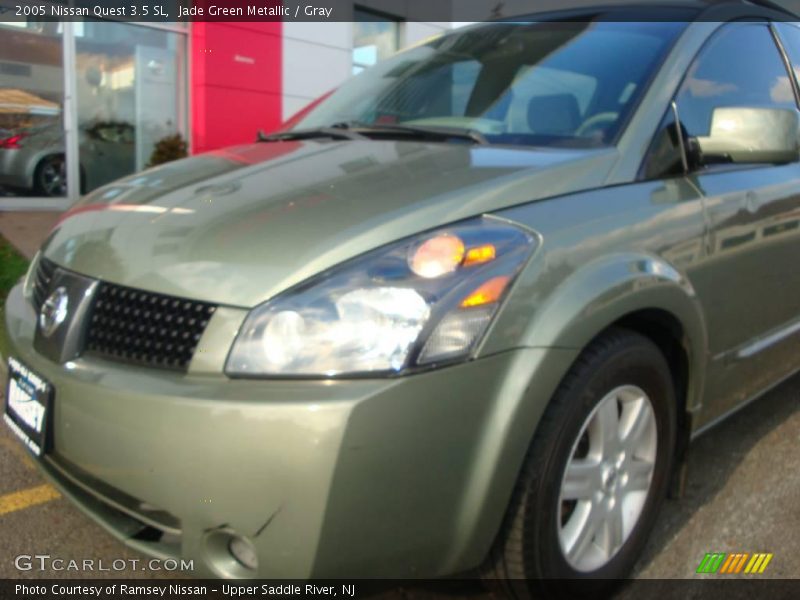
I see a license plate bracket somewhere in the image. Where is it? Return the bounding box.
[4,357,52,456]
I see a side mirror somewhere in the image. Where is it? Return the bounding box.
[692,107,800,165]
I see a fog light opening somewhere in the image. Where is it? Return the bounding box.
[228,535,258,571]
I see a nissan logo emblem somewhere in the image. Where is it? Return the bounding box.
[39,287,69,338]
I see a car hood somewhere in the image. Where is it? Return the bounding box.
[41,139,617,307]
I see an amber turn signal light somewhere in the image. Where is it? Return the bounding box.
[460,275,511,308]
[463,244,496,266]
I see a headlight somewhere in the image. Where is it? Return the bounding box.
[225,217,537,377]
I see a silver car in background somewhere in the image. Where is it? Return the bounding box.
[0,120,135,196]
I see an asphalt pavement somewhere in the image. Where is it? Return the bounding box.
[0,366,797,587]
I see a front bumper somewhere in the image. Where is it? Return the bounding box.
[3,283,577,578]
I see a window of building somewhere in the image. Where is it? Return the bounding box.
[352,8,401,75]
[0,22,66,199]
[0,20,187,206]
[75,21,186,194]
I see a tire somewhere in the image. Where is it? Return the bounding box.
[482,328,677,599]
[33,155,67,197]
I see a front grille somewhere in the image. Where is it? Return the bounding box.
[32,256,57,310]
[85,282,216,371]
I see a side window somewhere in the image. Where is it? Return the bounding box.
[675,23,796,138]
[642,23,797,179]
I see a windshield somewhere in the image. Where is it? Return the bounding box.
[290,20,687,148]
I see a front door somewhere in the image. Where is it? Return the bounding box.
[674,23,800,422]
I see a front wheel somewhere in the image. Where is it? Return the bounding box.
[34,154,67,196]
[483,328,676,598]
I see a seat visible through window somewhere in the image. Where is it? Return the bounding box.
[527,94,581,135]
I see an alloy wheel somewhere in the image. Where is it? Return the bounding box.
[39,157,67,196]
[557,385,657,572]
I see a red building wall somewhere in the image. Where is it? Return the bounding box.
[190,22,283,154]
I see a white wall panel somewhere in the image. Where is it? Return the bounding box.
[402,22,448,48]
[282,22,352,49]
[283,95,314,121]
[281,35,350,120]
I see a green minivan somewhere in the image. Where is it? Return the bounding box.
[5,2,800,596]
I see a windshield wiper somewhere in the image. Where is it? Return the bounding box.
[257,126,367,142]
[257,122,489,145]
[347,122,489,145]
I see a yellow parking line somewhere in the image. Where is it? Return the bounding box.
[0,484,61,516]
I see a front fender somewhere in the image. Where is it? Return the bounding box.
[442,252,709,572]
[482,252,708,413]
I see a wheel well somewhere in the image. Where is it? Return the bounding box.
[35,153,64,167]
[482,310,694,578]
[612,310,688,405]
[609,309,692,492]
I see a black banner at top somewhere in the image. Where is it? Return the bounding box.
[1,0,800,23]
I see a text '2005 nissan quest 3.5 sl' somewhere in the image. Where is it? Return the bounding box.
[5,2,800,597]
